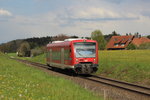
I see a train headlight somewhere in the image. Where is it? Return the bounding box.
[94,59,96,62]
[76,59,78,62]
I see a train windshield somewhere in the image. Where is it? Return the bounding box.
[74,42,96,58]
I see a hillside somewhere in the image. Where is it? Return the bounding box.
[0,39,23,53]
[0,36,53,53]
[0,35,80,53]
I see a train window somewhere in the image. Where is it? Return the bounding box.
[74,42,96,58]
[46,49,50,58]
[64,49,71,60]
[52,50,61,60]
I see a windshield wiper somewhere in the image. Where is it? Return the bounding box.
[77,51,84,57]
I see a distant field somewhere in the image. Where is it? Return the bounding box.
[1,52,102,100]
[8,50,150,86]
[8,53,46,64]
[98,50,150,86]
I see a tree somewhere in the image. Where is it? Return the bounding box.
[17,42,31,57]
[70,35,79,38]
[147,35,150,39]
[104,31,120,42]
[134,32,140,38]
[91,30,106,50]
[112,31,118,36]
[53,34,69,41]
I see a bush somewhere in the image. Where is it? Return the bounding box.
[138,42,150,49]
[31,48,44,57]
[17,42,31,57]
[127,43,137,50]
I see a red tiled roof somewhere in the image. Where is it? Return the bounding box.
[106,35,134,49]
[132,37,150,46]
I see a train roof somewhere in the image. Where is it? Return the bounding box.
[47,39,96,47]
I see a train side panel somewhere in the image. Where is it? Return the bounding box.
[46,42,74,69]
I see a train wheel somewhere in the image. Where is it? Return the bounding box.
[65,69,77,76]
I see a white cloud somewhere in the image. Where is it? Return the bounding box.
[63,6,139,22]
[0,0,150,44]
[1,6,147,39]
[0,9,12,16]
[71,7,120,19]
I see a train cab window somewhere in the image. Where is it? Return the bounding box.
[74,42,96,58]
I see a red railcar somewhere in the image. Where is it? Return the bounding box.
[46,39,99,74]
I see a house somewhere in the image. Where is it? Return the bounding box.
[106,35,150,50]
[106,35,134,50]
[131,37,150,46]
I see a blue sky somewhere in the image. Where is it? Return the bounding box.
[0,0,150,43]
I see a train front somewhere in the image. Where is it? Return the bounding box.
[72,40,98,74]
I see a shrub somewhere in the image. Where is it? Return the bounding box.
[138,42,150,49]
[17,42,31,57]
[127,43,137,50]
[31,48,44,57]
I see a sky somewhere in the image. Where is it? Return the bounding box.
[0,0,150,43]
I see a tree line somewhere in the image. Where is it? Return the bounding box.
[0,35,78,56]
[91,30,150,50]
[0,31,150,57]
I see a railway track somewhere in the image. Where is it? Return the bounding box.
[79,75,150,96]
[12,58,150,97]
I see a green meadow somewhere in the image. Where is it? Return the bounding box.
[8,50,150,86]
[0,52,102,100]
[98,50,150,86]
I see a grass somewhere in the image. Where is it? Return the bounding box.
[8,50,150,86]
[0,52,103,100]
[97,50,150,86]
[8,53,46,64]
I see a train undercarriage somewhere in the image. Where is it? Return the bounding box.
[74,62,98,74]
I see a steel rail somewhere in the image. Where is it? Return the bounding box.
[92,75,150,90]
[79,76,150,96]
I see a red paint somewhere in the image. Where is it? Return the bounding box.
[46,39,98,68]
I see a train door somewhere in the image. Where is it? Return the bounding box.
[61,48,64,64]
[46,49,49,64]
[50,49,52,63]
